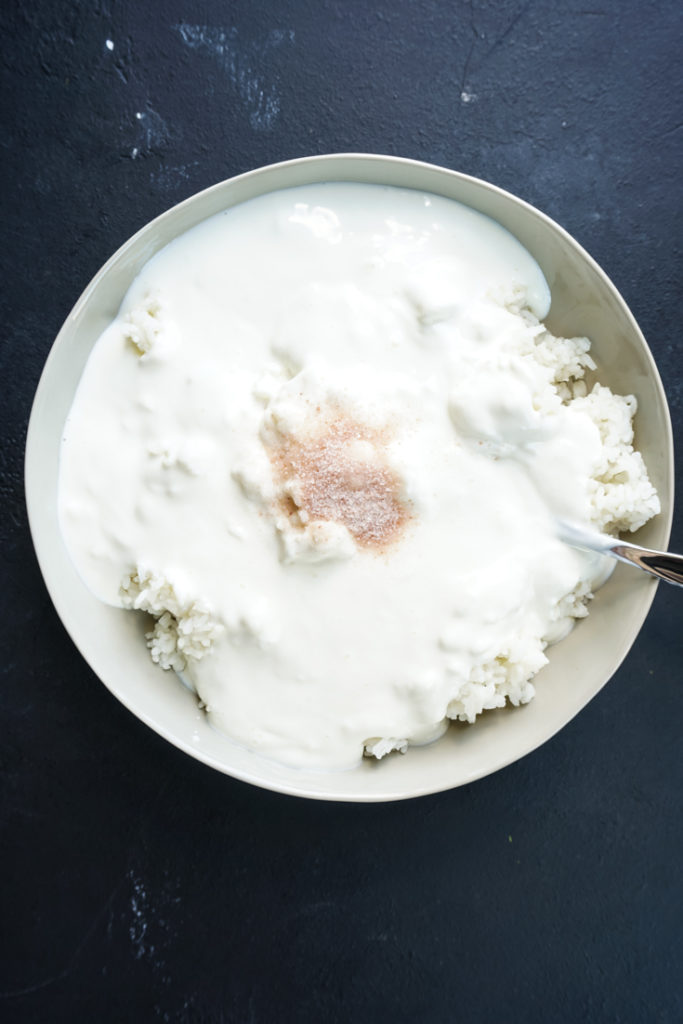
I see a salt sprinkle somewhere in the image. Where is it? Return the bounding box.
[269,411,409,549]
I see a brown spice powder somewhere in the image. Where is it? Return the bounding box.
[268,411,409,550]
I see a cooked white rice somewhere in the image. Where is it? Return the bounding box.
[120,567,223,672]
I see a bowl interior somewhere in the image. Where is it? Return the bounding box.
[25,154,674,800]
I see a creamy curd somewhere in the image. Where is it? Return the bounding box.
[58,183,659,770]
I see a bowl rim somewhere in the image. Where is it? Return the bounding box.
[25,152,675,801]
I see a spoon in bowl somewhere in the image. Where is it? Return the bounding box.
[558,520,683,588]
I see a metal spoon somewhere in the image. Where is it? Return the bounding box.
[558,520,683,588]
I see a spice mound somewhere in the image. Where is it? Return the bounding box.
[266,405,410,554]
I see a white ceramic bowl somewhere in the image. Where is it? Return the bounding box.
[25,154,674,801]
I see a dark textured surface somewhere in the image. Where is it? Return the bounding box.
[2,2,682,1021]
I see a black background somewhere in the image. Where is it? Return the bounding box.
[2,2,682,1021]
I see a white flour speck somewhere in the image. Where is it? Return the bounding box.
[174,23,295,131]
[129,874,150,960]
[129,107,171,155]
[150,161,200,189]
[106,39,114,51]
[461,90,477,104]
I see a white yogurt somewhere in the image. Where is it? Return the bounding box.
[59,183,651,771]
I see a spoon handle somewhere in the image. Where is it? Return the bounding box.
[557,520,683,589]
[609,543,683,588]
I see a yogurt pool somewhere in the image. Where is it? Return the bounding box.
[58,183,660,770]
